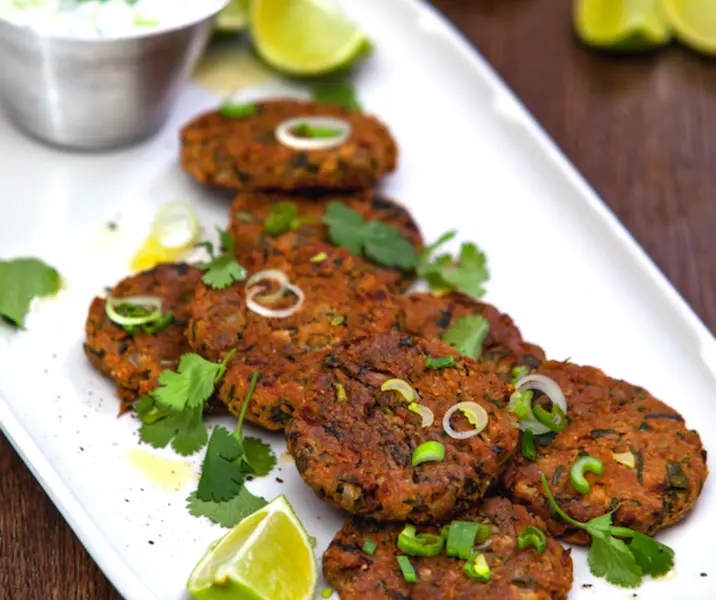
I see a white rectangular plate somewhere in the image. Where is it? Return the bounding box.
[1,1,715,598]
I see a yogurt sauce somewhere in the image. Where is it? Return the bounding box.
[0,0,225,37]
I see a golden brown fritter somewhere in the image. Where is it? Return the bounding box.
[83,263,202,413]
[396,293,545,380]
[180,100,397,191]
[501,361,708,544]
[323,497,573,600]
[228,189,423,293]
[187,243,399,430]
[286,332,519,523]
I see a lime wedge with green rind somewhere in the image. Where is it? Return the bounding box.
[187,496,317,600]
[215,0,250,32]
[250,0,372,76]
[661,0,716,56]
[574,0,671,51]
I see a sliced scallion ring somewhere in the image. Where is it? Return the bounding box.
[275,116,351,151]
[442,401,488,440]
[408,403,434,428]
[245,282,304,319]
[105,296,163,327]
[613,451,636,468]
[412,441,445,466]
[381,379,415,403]
[513,374,568,435]
[151,202,200,250]
[246,269,290,304]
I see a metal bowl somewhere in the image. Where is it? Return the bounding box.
[0,3,227,150]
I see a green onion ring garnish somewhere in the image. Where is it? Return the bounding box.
[464,551,491,581]
[517,525,547,554]
[412,441,445,466]
[381,378,415,403]
[396,556,417,583]
[105,296,163,327]
[397,525,444,557]
[570,455,604,494]
[445,521,479,560]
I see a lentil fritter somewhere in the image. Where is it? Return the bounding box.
[84,263,201,413]
[180,99,397,191]
[286,331,518,523]
[188,243,399,429]
[323,497,573,600]
[228,189,423,293]
[501,361,708,544]
[397,292,545,380]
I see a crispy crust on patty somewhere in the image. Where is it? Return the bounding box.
[286,332,518,523]
[180,100,397,191]
[323,497,573,600]
[501,361,709,544]
[228,189,423,293]
[396,293,545,380]
[188,243,399,430]
[83,263,202,413]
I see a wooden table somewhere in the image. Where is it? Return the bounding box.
[2,1,715,597]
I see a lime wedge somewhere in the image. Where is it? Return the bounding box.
[574,0,671,51]
[661,0,716,55]
[215,0,250,32]
[187,496,317,600]
[250,0,372,76]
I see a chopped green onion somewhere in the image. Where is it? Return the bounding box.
[335,383,347,403]
[424,356,457,369]
[510,365,530,385]
[321,588,333,599]
[397,525,445,557]
[476,523,492,543]
[408,403,434,427]
[396,556,417,583]
[362,538,378,555]
[293,123,343,139]
[533,402,568,433]
[220,102,257,119]
[141,310,174,335]
[264,202,299,235]
[570,455,604,494]
[613,451,636,468]
[442,401,489,439]
[518,525,547,554]
[105,296,163,327]
[508,390,534,421]
[310,252,327,263]
[381,378,415,403]
[463,551,491,581]
[445,521,479,560]
[412,441,445,466]
[330,316,345,327]
[521,429,537,461]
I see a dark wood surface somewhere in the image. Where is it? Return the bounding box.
[2,1,715,598]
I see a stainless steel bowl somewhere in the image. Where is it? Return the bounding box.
[0,4,227,150]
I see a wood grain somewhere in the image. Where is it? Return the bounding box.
[2,1,715,597]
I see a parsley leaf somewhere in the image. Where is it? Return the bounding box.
[311,82,361,110]
[0,258,60,328]
[265,202,300,235]
[243,437,277,476]
[540,474,674,588]
[135,399,208,456]
[186,488,267,528]
[322,202,418,270]
[197,228,247,289]
[418,231,489,299]
[197,426,246,502]
[153,350,234,411]
[442,316,490,361]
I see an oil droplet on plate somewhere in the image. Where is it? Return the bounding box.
[125,449,196,492]
[280,451,295,465]
[194,41,270,96]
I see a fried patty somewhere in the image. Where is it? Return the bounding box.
[323,497,573,600]
[84,263,202,413]
[228,190,423,293]
[286,332,518,523]
[396,293,545,380]
[501,361,708,544]
[188,243,399,430]
[180,99,397,191]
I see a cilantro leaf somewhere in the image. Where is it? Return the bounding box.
[197,228,247,289]
[186,488,267,528]
[418,231,489,299]
[311,82,361,110]
[628,532,675,577]
[0,258,60,328]
[265,202,299,235]
[243,437,277,476]
[153,351,234,411]
[196,426,245,502]
[137,403,208,456]
[322,202,418,270]
[588,533,642,588]
[442,316,490,360]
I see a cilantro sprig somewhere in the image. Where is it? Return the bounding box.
[197,228,247,289]
[134,350,235,455]
[0,258,60,328]
[322,202,419,270]
[188,372,276,527]
[418,231,489,300]
[541,474,674,588]
[442,315,490,361]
